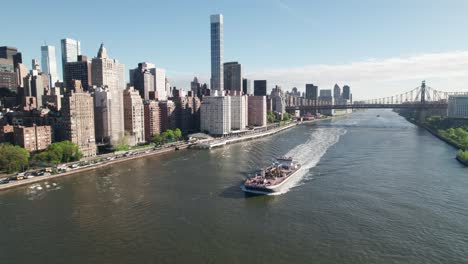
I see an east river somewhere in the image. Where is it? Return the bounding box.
[1,110,467,264]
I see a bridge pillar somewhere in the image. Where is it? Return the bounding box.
[416,109,427,122]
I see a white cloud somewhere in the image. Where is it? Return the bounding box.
[246,51,468,100]
[169,51,468,100]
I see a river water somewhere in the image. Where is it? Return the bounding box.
[1,109,467,264]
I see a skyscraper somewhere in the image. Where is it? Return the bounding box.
[64,55,92,91]
[254,80,267,96]
[91,44,125,146]
[342,85,351,100]
[305,84,318,100]
[333,84,341,99]
[210,14,224,92]
[41,45,59,87]
[224,62,241,92]
[131,62,156,100]
[242,78,252,95]
[61,38,81,83]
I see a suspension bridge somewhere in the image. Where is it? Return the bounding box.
[285,81,468,113]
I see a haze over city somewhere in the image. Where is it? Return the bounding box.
[4,0,468,99]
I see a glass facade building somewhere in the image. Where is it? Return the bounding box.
[210,14,223,92]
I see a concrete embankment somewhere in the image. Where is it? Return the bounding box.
[193,123,297,149]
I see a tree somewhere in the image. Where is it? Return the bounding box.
[162,129,175,141]
[283,112,292,121]
[32,141,83,165]
[0,143,30,173]
[174,128,182,140]
[267,112,276,123]
[151,134,164,145]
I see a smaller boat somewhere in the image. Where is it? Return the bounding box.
[376,115,380,117]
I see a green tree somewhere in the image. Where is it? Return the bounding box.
[174,128,182,140]
[151,134,164,145]
[162,129,175,141]
[283,112,292,121]
[0,143,30,173]
[267,112,276,123]
[458,149,468,162]
[33,141,83,164]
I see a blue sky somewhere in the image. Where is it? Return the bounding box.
[3,0,468,99]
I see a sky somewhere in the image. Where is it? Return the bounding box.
[3,0,468,100]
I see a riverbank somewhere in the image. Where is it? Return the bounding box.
[0,145,183,192]
[456,156,468,166]
[397,113,468,166]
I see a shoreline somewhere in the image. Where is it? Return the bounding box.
[0,116,338,192]
[398,114,468,167]
[0,146,179,192]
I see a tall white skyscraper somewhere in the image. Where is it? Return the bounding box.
[41,45,59,87]
[210,14,224,92]
[154,68,167,100]
[61,38,81,83]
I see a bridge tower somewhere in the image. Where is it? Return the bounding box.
[420,80,426,104]
[417,80,427,122]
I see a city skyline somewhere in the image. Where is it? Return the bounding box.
[3,0,468,99]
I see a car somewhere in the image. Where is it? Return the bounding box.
[0,178,9,184]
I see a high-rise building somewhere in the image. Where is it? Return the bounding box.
[271,85,285,113]
[230,95,248,131]
[254,80,267,96]
[61,38,81,82]
[91,44,125,146]
[319,89,333,116]
[159,100,176,131]
[61,81,97,157]
[144,100,161,142]
[173,95,201,133]
[13,125,52,152]
[200,93,231,135]
[0,68,17,92]
[305,84,318,100]
[342,85,351,100]
[155,68,167,100]
[63,55,92,91]
[0,46,21,67]
[248,96,267,127]
[41,45,59,87]
[210,14,224,92]
[224,62,241,92]
[191,77,202,98]
[131,62,155,100]
[242,78,252,95]
[123,86,145,146]
[333,84,341,99]
[131,62,166,100]
[448,95,468,118]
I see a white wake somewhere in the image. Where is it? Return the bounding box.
[267,127,347,195]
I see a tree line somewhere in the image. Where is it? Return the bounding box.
[0,141,83,174]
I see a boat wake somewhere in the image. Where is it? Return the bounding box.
[266,127,347,196]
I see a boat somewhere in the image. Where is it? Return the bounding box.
[242,157,302,194]
[376,115,380,117]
